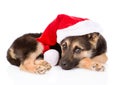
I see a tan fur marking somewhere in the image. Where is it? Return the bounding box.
[9,48,16,59]
[61,39,70,57]
[65,39,70,47]
[78,57,92,69]
[72,42,84,49]
[73,50,92,59]
[89,33,100,48]
[80,50,92,58]
[77,57,105,71]
[88,34,91,38]
[92,53,108,64]
[20,42,51,74]
[77,53,107,71]
[28,42,44,60]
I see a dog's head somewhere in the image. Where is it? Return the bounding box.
[59,32,107,70]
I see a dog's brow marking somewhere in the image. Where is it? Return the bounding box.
[72,42,84,50]
[63,39,70,47]
[67,39,70,47]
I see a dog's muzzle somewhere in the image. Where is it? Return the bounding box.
[59,58,79,70]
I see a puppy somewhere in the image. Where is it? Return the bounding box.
[7,33,61,74]
[59,32,108,71]
[7,32,107,74]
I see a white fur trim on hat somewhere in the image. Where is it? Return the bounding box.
[57,20,102,43]
[44,49,59,66]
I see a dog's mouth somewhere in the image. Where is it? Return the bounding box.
[59,59,79,70]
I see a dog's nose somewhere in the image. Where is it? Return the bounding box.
[61,61,68,67]
[60,59,79,70]
[60,61,71,70]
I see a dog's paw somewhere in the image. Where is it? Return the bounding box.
[91,63,105,72]
[35,65,49,74]
[34,60,52,74]
[20,60,51,74]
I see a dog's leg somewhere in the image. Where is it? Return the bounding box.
[77,57,105,71]
[92,53,108,64]
[20,43,51,74]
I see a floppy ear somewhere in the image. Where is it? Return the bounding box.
[87,32,100,47]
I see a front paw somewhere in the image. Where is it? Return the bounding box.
[35,65,50,74]
[91,63,105,71]
[35,60,52,74]
[20,60,52,74]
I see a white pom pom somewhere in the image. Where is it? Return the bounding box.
[44,49,59,66]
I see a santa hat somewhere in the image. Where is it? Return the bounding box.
[36,14,102,65]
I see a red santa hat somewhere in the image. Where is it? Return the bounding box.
[36,14,102,65]
[36,14,102,52]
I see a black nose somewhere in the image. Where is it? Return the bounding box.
[60,59,80,70]
[61,61,68,67]
[60,60,72,70]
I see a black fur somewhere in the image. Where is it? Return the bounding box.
[7,33,42,66]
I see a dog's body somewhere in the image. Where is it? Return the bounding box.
[7,33,61,73]
[7,32,108,74]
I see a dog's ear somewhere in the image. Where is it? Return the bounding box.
[88,32,100,40]
[87,32,100,47]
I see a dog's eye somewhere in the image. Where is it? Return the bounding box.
[62,42,67,49]
[74,47,81,54]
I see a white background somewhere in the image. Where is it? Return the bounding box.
[0,0,120,85]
